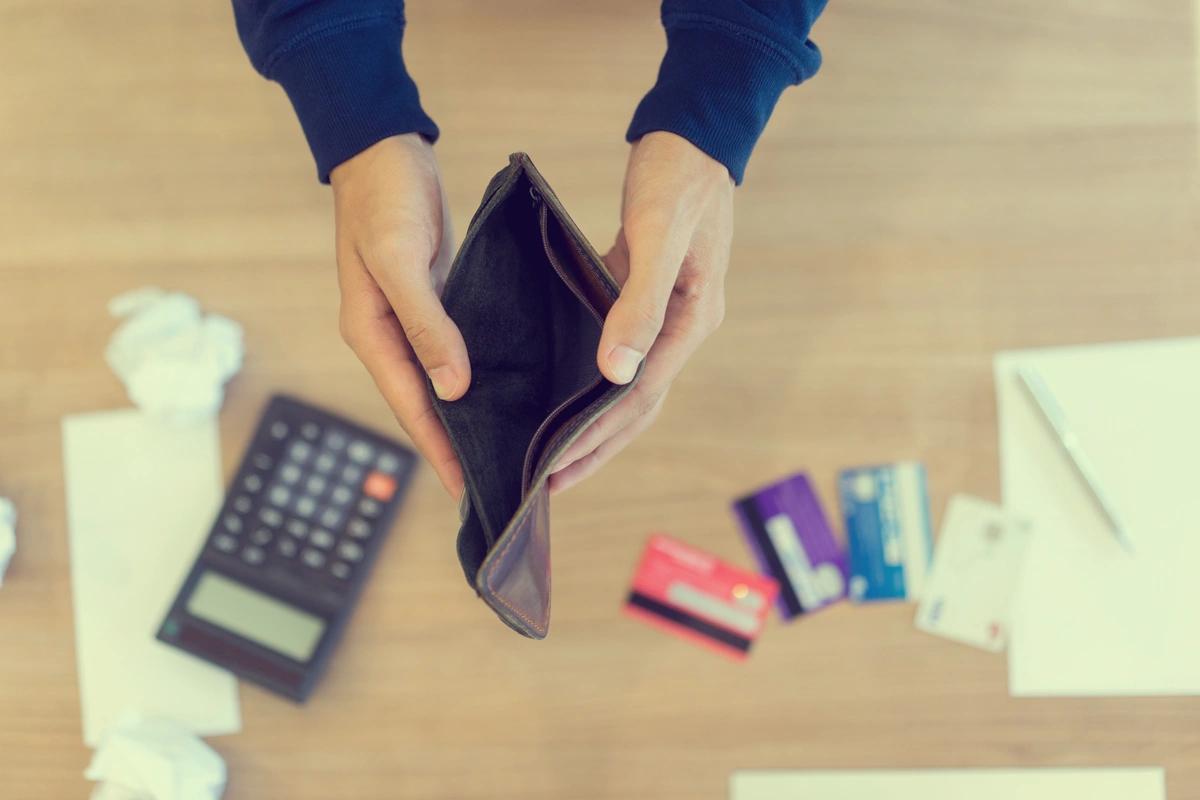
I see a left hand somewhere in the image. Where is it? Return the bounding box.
[550,131,734,492]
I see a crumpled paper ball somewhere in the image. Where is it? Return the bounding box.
[105,288,243,424]
[86,713,227,800]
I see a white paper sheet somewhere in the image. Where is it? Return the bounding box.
[63,410,241,745]
[996,338,1200,696]
[731,769,1165,800]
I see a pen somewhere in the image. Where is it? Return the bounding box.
[1017,365,1135,554]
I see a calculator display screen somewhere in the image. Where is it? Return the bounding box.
[187,571,325,662]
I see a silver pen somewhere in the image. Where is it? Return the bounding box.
[1017,365,1135,554]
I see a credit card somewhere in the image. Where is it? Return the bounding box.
[624,534,778,660]
[839,462,933,602]
[915,494,1032,652]
[733,472,847,620]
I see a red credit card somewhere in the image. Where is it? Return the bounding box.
[624,534,779,660]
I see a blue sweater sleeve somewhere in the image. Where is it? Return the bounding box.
[232,0,438,183]
[627,0,828,184]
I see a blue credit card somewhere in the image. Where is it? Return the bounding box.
[838,462,933,602]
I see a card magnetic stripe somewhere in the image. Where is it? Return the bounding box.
[626,591,752,653]
[734,497,805,617]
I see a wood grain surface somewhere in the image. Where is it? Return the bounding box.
[1,1,1197,797]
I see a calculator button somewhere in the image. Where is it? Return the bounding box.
[285,519,309,539]
[301,549,326,569]
[305,475,328,496]
[277,538,298,558]
[252,453,273,471]
[213,533,238,553]
[318,507,345,530]
[259,508,283,528]
[222,514,244,534]
[300,422,321,441]
[288,441,313,463]
[243,474,263,493]
[242,546,266,565]
[330,562,352,580]
[341,464,364,484]
[314,452,337,474]
[358,498,382,517]
[347,518,371,539]
[323,430,348,451]
[376,452,402,473]
[348,440,374,464]
[337,541,364,562]
[295,496,317,518]
[330,485,353,506]
[310,529,335,550]
[232,495,253,514]
[363,471,397,502]
[269,421,289,440]
[251,527,273,546]
[268,485,291,507]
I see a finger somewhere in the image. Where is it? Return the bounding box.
[555,288,716,473]
[596,215,690,385]
[348,312,465,498]
[362,240,471,401]
[549,395,664,495]
[339,255,464,498]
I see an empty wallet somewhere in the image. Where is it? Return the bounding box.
[430,153,641,638]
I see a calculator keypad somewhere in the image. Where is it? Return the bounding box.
[206,406,411,593]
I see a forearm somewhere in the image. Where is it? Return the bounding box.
[232,0,438,182]
[627,0,828,184]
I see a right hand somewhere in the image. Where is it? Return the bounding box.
[331,134,469,499]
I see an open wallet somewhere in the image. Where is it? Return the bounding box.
[430,153,642,638]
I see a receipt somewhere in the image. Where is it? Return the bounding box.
[105,288,243,423]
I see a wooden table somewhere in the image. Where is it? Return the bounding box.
[2,1,1198,797]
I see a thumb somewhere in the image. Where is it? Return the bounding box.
[597,232,679,385]
[373,254,472,401]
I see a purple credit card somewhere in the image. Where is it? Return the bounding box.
[733,472,848,620]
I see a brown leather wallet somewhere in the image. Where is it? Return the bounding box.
[430,153,641,638]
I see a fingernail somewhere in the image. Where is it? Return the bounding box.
[429,366,457,400]
[607,345,643,384]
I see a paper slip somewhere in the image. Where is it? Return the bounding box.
[63,410,241,745]
[731,768,1165,800]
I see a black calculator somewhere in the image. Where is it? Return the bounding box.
[157,394,417,701]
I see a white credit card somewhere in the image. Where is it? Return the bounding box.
[915,494,1031,652]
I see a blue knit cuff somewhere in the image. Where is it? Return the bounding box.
[267,18,439,183]
[627,22,820,184]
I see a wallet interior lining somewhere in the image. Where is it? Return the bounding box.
[437,173,606,563]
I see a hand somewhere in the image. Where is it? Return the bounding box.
[550,131,734,493]
[331,134,469,499]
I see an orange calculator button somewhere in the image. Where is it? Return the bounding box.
[362,471,397,502]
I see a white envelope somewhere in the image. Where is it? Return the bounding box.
[996,338,1200,696]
